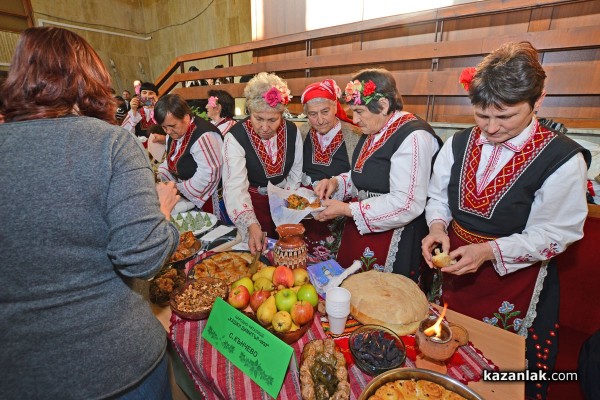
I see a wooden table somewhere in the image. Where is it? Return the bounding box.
[432,304,525,399]
[153,303,525,400]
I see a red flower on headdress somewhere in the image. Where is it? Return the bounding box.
[263,87,283,107]
[362,80,376,96]
[459,67,477,92]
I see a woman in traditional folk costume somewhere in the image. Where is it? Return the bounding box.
[315,69,442,278]
[206,89,237,136]
[222,72,303,253]
[155,94,227,220]
[421,41,590,400]
[299,79,361,262]
[121,81,160,138]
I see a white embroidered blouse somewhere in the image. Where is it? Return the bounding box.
[212,118,237,136]
[120,107,153,135]
[222,128,303,234]
[331,111,440,235]
[157,130,223,209]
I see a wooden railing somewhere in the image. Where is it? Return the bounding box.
[155,0,600,128]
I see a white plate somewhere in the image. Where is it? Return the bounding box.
[171,211,218,236]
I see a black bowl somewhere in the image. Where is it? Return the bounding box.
[349,324,406,376]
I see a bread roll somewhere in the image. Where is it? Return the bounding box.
[341,270,429,336]
[431,248,454,268]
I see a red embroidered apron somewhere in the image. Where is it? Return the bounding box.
[442,220,540,331]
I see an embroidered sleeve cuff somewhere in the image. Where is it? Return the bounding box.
[349,201,371,235]
[489,241,509,276]
[234,211,260,240]
[332,176,350,201]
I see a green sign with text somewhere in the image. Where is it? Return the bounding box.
[202,298,294,398]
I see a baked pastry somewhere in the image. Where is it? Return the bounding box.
[415,380,446,399]
[190,251,267,284]
[367,379,467,400]
[169,231,201,263]
[288,194,310,210]
[431,248,455,268]
[392,379,418,400]
[341,270,429,336]
[300,339,350,400]
[149,266,186,305]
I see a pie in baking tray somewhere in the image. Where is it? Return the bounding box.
[190,251,268,284]
[341,270,429,336]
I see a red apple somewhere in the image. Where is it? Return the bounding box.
[290,300,314,326]
[249,290,271,313]
[228,285,250,309]
[272,266,295,289]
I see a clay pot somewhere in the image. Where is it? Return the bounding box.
[273,223,307,269]
[415,316,458,362]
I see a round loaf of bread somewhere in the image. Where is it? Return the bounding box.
[341,270,429,336]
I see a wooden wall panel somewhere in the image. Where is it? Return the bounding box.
[255,43,305,62]
[441,10,532,42]
[548,0,600,29]
[360,23,437,50]
[163,0,600,129]
[312,36,356,56]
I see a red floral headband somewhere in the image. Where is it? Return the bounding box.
[343,80,384,105]
[459,67,476,92]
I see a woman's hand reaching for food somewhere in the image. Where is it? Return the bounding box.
[247,223,264,254]
[156,181,180,219]
[314,178,338,200]
[421,222,450,268]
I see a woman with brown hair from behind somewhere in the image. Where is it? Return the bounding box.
[0,26,179,400]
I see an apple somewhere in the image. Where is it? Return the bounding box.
[297,284,319,307]
[228,285,250,309]
[272,266,295,289]
[272,311,292,333]
[290,300,314,326]
[232,276,254,295]
[292,268,310,286]
[274,288,297,312]
[249,290,271,313]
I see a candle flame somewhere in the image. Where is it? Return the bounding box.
[424,303,448,338]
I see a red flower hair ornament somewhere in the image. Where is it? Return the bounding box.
[262,86,291,107]
[459,67,477,92]
[343,80,383,105]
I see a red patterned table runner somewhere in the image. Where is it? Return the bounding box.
[171,251,498,398]
[321,310,499,385]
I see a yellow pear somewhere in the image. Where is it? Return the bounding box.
[272,311,292,333]
[290,322,300,332]
[254,277,275,292]
[256,295,277,326]
[252,266,276,282]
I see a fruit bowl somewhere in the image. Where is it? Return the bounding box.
[349,324,406,376]
[243,309,315,344]
[170,277,229,320]
[273,314,314,344]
